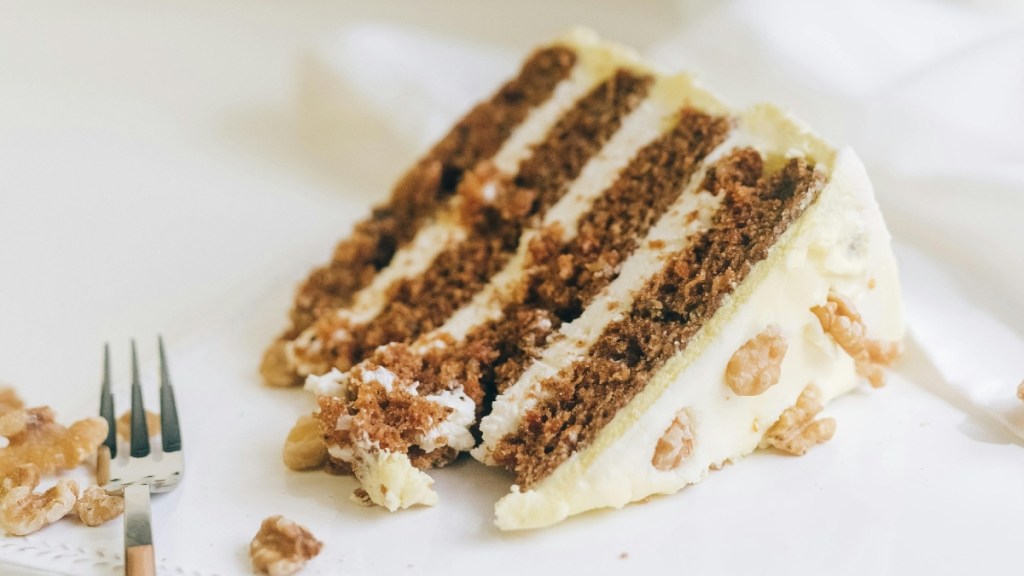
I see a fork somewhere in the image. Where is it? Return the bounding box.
[97,338,184,576]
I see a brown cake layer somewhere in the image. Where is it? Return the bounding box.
[287,46,577,337]
[491,150,824,487]
[311,70,654,373]
[317,340,479,472]
[316,107,729,474]
[478,108,732,394]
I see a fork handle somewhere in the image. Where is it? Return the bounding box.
[123,483,156,576]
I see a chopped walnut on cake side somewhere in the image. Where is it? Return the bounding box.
[759,384,836,456]
[250,515,323,576]
[652,408,696,471]
[812,292,901,388]
[725,324,787,396]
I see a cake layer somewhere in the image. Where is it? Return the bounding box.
[311,74,739,510]
[290,44,576,336]
[491,107,905,530]
[278,30,905,529]
[262,41,577,386]
[490,148,823,487]
[477,141,736,463]
[286,55,654,379]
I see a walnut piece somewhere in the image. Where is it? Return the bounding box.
[116,409,160,442]
[250,515,323,576]
[74,486,124,527]
[652,408,696,471]
[1017,380,1024,402]
[725,324,787,396]
[0,387,23,416]
[283,415,327,471]
[262,340,300,388]
[759,384,836,456]
[0,463,79,536]
[812,292,901,388]
[0,406,108,478]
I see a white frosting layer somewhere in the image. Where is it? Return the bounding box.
[476,129,763,463]
[493,143,905,530]
[287,45,613,378]
[304,367,350,397]
[437,75,713,346]
[418,386,476,453]
[475,195,721,462]
[350,447,438,511]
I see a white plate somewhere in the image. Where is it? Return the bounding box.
[2,2,1023,575]
[2,240,1022,576]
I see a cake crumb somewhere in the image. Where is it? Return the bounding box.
[250,515,323,576]
[619,552,629,560]
[351,488,373,507]
[725,324,787,396]
[1017,380,1024,402]
[811,292,900,388]
[759,384,835,456]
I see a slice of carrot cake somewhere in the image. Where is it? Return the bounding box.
[277,29,904,529]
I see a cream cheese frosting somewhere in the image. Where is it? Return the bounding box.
[493,142,904,529]
[296,30,904,525]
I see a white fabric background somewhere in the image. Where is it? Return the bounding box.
[1,1,1022,574]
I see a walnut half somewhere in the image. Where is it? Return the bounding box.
[283,415,327,471]
[759,384,836,456]
[0,463,79,536]
[250,515,323,576]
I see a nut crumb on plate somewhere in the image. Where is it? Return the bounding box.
[759,384,836,456]
[250,515,323,576]
[74,486,124,527]
[283,415,327,471]
[0,406,108,478]
[0,388,23,416]
[262,340,300,388]
[116,409,160,442]
[0,463,79,536]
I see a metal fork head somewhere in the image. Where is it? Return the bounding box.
[97,337,184,494]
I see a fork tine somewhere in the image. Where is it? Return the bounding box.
[99,343,117,458]
[129,340,151,458]
[157,335,182,453]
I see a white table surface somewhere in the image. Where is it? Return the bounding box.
[1,1,1023,575]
